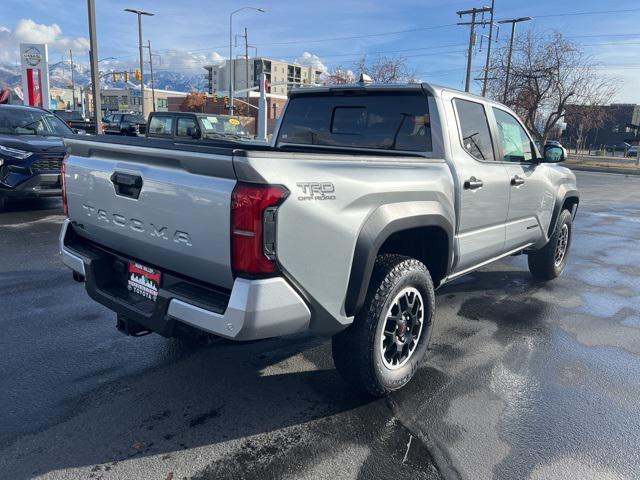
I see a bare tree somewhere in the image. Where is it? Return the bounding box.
[487,30,619,143]
[564,104,610,153]
[323,56,417,85]
[324,66,355,85]
[354,55,417,84]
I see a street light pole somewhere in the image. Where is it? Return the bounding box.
[499,17,532,104]
[69,49,76,110]
[87,0,102,133]
[147,40,156,112]
[124,8,154,119]
[229,7,264,116]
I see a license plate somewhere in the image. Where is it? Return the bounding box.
[127,261,161,302]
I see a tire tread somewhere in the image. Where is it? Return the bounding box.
[332,254,434,397]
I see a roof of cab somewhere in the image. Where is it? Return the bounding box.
[289,81,506,108]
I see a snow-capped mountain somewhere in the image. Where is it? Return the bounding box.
[0,61,206,92]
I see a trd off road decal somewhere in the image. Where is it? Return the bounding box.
[296,182,336,201]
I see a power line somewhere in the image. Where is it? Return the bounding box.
[534,7,640,18]
[153,24,460,54]
[150,8,640,53]
[113,35,640,67]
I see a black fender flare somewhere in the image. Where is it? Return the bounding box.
[548,189,579,238]
[344,203,454,318]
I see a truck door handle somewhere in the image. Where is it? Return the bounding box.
[111,172,143,199]
[511,175,525,186]
[464,177,483,190]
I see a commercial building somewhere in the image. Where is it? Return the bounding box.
[99,87,188,119]
[563,103,640,148]
[204,57,323,96]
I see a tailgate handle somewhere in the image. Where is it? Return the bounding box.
[111,172,143,199]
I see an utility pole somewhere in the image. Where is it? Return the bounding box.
[146,40,156,112]
[87,0,102,133]
[124,8,154,119]
[229,7,265,116]
[498,17,532,104]
[69,49,77,110]
[481,0,495,97]
[457,6,492,93]
[245,27,250,109]
[236,27,251,113]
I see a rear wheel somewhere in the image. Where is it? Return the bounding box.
[528,209,573,280]
[332,254,435,397]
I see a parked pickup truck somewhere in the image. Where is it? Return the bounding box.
[146,111,252,141]
[53,110,96,135]
[102,113,146,136]
[59,83,578,396]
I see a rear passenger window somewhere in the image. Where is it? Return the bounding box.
[177,117,197,137]
[148,116,173,136]
[278,92,432,152]
[454,99,494,161]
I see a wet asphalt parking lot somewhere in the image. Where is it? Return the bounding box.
[1,170,639,480]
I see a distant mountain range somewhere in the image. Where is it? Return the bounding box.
[0,61,207,93]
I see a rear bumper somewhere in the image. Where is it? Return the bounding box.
[0,173,62,198]
[59,219,310,340]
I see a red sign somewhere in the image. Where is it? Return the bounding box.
[26,68,43,107]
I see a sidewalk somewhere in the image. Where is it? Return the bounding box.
[565,154,640,176]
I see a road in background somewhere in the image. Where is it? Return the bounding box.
[1,171,639,479]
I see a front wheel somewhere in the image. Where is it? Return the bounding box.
[528,209,573,280]
[332,254,435,397]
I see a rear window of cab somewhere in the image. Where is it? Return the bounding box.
[277,92,432,152]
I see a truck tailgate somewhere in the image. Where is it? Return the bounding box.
[64,137,237,289]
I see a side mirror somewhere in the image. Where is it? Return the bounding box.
[543,145,566,163]
[74,128,87,135]
[186,126,200,138]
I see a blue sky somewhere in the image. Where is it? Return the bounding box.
[1,0,639,101]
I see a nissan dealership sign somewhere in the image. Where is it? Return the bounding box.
[20,43,51,109]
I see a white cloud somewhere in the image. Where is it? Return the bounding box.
[295,52,327,73]
[162,50,224,71]
[0,19,89,63]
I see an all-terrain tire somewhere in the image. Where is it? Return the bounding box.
[332,254,435,397]
[528,209,573,280]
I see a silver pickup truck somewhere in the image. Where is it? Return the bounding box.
[60,83,578,396]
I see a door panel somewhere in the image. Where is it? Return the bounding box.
[504,164,553,249]
[448,97,510,273]
[456,161,510,271]
[490,106,553,250]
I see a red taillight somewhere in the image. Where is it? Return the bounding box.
[231,182,289,276]
[61,153,69,216]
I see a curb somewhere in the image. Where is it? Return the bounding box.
[566,164,640,176]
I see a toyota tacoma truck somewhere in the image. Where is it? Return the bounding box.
[59,83,578,396]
